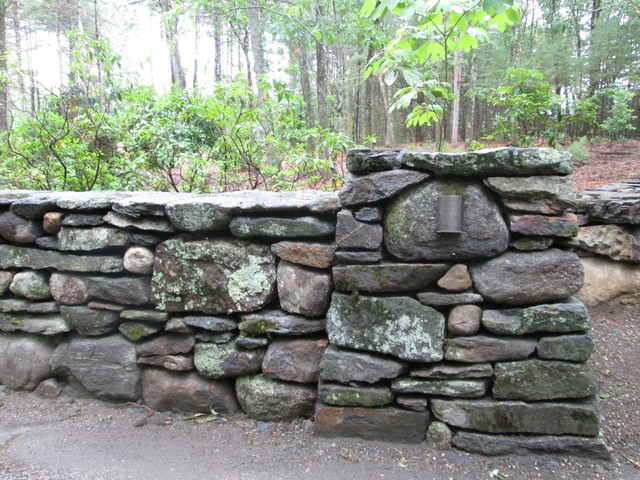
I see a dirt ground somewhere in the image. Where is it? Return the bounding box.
[570,139,640,191]
[0,301,638,480]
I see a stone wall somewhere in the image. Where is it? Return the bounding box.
[570,182,640,306]
[0,147,609,458]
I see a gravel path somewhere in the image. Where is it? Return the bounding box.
[0,302,638,480]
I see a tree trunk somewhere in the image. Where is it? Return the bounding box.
[465,49,478,142]
[214,19,222,82]
[450,50,462,148]
[158,0,186,89]
[315,0,328,130]
[247,0,265,96]
[377,76,395,147]
[297,45,315,129]
[0,0,8,130]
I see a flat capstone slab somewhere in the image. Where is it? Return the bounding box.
[0,245,124,273]
[326,293,445,362]
[384,179,509,261]
[150,238,276,314]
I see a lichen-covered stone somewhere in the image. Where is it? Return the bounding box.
[345,149,402,173]
[60,305,121,336]
[0,271,15,295]
[484,176,576,214]
[0,298,31,312]
[0,211,43,243]
[470,250,584,305]
[315,405,429,443]
[318,383,394,407]
[141,369,239,414]
[509,214,579,237]
[9,270,51,300]
[510,237,554,251]
[0,245,124,273]
[123,246,156,274]
[427,421,453,450]
[384,179,509,261]
[236,373,317,421]
[410,362,493,379]
[417,292,484,306]
[0,313,70,335]
[453,432,611,459]
[537,334,594,362]
[339,169,429,206]
[335,210,383,250]
[444,335,537,363]
[493,359,599,401]
[326,293,445,362]
[239,310,325,336]
[120,309,169,323]
[391,377,489,398]
[262,338,328,383]
[333,263,449,293]
[57,226,131,251]
[119,322,164,341]
[183,315,236,331]
[0,333,55,390]
[61,214,105,227]
[431,397,599,436]
[270,241,336,268]
[402,147,573,176]
[354,207,383,222]
[51,333,141,401]
[103,211,176,232]
[277,261,333,317]
[194,342,265,379]
[137,354,194,371]
[151,238,276,314]
[482,298,590,335]
[320,345,408,384]
[564,224,640,262]
[230,216,335,239]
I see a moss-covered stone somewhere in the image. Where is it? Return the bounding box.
[119,321,163,341]
[319,383,394,407]
[194,342,265,379]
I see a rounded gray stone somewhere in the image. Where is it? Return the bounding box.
[124,246,155,274]
[9,270,51,300]
[384,179,509,261]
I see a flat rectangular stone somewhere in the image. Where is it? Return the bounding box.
[314,405,429,443]
[417,292,483,306]
[431,397,600,436]
[392,377,489,398]
[445,335,537,363]
[333,264,450,293]
[0,245,124,273]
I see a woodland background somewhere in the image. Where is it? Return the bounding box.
[0,0,637,192]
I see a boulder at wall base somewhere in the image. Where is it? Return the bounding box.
[576,256,640,306]
[453,432,611,460]
[314,405,430,443]
[383,179,509,261]
[0,333,55,390]
[235,374,317,421]
[194,342,265,379]
[431,397,600,436]
[262,338,328,383]
[492,359,599,401]
[326,293,445,362]
[51,333,141,401]
[470,249,584,306]
[150,238,276,314]
[141,368,239,414]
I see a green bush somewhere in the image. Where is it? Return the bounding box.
[565,137,590,164]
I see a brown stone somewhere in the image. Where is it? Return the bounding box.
[447,305,482,336]
[314,405,430,443]
[277,261,333,317]
[43,212,64,235]
[509,213,579,237]
[262,338,328,383]
[135,334,195,357]
[437,264,472,291]
[137,354,194,371]
[49,273,90,305]
[270,241,336,268]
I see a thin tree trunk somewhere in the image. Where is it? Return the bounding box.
[247,0,265,96]
[377,76,395,147]
[297,45,315,129]
[158,0,186,89]
[193,14,199,87]
[12,1,26,107]
[315,0,327,130]
[0,0,8,130]
[450,50,462,148]
[465,49,478,142]
[214,19,222,82]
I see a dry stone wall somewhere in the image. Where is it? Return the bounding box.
[0,147,609,459]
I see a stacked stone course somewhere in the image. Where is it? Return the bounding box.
[0,147,610,458]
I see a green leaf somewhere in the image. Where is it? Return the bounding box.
[505,7,520,23]
[384,70,398,86]
[457,33,478,52]
[403,70,423,86]
[359,0,378,17]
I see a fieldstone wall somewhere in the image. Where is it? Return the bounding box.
[0,147,609,459]
[570,182,640,306]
